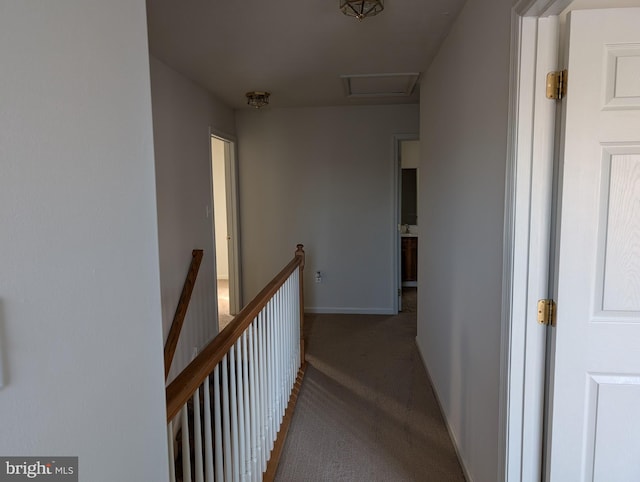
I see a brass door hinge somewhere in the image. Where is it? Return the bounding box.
[537,299,556,326]
[546,70,568,100]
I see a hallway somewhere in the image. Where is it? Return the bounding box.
[274,311,465,481]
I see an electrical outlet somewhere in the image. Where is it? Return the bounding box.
[315,271,322,283]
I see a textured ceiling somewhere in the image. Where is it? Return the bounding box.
[146,0,466,110]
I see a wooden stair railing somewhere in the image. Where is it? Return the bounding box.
[166,245,306,482]
[164,249,204,379]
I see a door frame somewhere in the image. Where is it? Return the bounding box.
[210,129,242,316]
[393,133,419,314]
[501,0,570,480]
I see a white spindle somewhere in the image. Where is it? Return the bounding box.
[222,354,232,482]
[282,287,288,418]
[268,298,277,445]
[296,268,301,363]
[248,321,259,479]
[203,375,214,482]
[278,289,285,421]
[181,404,192,482]
[263,304,270,455]
[168,421,176,482]
[193,385,204,482]
[258,313,268,473]
[284,284,290,418]
[229,346,240,482]
[284,284,290,411]
[214,365,223,482]
[298,271,301,344]
[287,280,292,387]
[234,337,247,482]
[287,271,300,388]
[274,294,280,427]
[274,294,281,438]
[288,276,293,388]
[241,331,252,482]
[292,275,297,385]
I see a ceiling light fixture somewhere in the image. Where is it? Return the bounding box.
[246,91,270,109]
[340,0,384,20]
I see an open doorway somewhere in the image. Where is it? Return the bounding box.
[394,136,419,313]
[210,134,241,332]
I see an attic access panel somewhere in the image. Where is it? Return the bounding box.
[340,73,420,98]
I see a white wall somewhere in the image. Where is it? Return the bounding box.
[236,105,418,313]
[149,57,236,380]
[0,2,168,480]
[212,138,230,279]
[416,0,513,481]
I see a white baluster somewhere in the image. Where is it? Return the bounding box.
[292,274,298,381]
[292,272,299,368]
[181,404,192,482]
[241,331,252,482]
[283,286,288,418]
[286,278,292,390]
[278,288,285,421]
[277,287,282,420]
[264,302,271,453]
[222,354,232,482]
[193,385,204,482]
[229,346,240,482]
[295,269,301,365]
[203,375,214,482]
[275,293,281,436]
[168,420,176,482]
[269,298,277,446]
[235,337,247,482]
[250,320,261,482]
[273,294,280,429]
[258,312,268,473]
[214,365,223,482]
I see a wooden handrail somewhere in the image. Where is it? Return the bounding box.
[164,249,204,379]
[166,245,305,422]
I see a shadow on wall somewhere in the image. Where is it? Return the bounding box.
[0,300,8,389]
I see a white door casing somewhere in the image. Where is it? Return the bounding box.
[210,132,242,319]
[547,8,640,481]
[223,138,242,315]
[503,5,567,479]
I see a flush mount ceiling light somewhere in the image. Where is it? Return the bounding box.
[340,0,384,20]
[246,91,270,109]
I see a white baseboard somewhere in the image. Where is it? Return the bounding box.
[415,337,474,482]
[304,307,395,315]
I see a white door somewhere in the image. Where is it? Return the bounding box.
[548,8,640,481]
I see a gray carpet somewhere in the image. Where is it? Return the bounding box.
[401,287,417,313]
[275,312,466,482]
[216,278,234,330]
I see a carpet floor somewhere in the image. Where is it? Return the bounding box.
[216,278,234,331]
[274,312,466,482]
